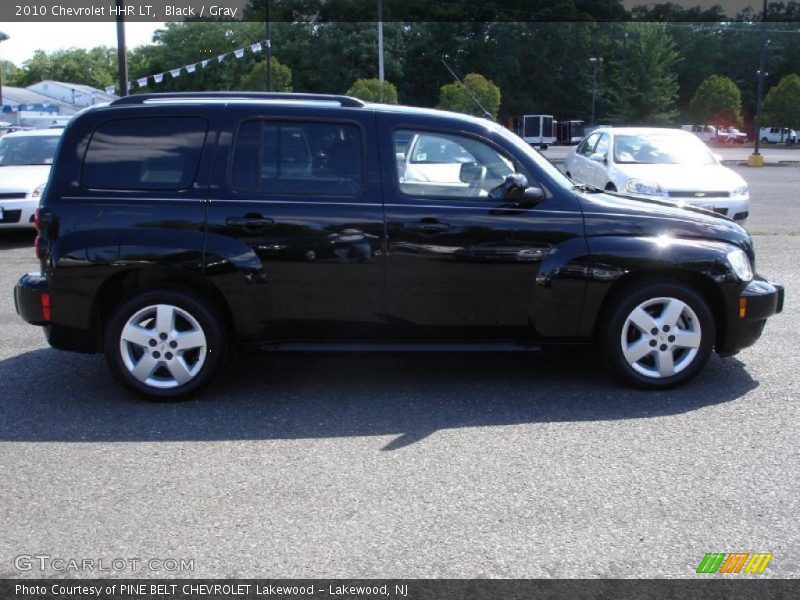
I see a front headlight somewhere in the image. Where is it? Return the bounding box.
[624,178,662,196]
[731,185,749,199]
[29,183,47,199]
[727,248,753,282]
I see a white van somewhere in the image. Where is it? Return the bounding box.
[759,127,797,144]
[681,124,718,144]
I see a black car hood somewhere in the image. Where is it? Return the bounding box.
[576,190,753,255]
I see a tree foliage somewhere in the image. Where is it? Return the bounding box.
[689,74,743,126]
[762,73,800,129]
[346,78,398,103]
[238,57,293,92]
[438,73,501,118]
[609,24,680,124]
[14,48,116,89]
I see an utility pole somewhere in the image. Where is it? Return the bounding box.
[378,0,384,102]
[115,0,128,97]
[750,0,769,165]
[589,57,603,126]
[0,32,8,108]
[265,0,272,91]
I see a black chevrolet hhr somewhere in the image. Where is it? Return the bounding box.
[14,93,784,399]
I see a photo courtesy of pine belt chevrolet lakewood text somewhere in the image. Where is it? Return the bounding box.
[14,93,785,399]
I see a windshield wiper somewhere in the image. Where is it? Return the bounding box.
[571,183,602,193]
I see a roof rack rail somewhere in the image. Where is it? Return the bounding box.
[111,92,366,108]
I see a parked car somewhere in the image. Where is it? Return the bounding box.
[717,127,748,144]
[15,93,783,399]
[0,128,62,229]
[759,126,797,144]
[564,127,750,222]
[681,124,718,144]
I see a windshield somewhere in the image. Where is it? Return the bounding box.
[613,132,716,166]
[0,135,60,166]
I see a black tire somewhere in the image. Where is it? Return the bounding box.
[605,183,617,192]
[600,281,715,389]
[104,289,227,400]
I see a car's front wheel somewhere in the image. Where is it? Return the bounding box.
[105,289,227,400]
[601,281,715,388]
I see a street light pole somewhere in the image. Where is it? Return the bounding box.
[0,32,8,108]
[751,0,768,161]
[265,0,272,91]
[378,0,384,102]
[589,57,603,126]
[115,0,128,97]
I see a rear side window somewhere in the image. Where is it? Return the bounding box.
[230,120,363,196]
[82,117,208,191]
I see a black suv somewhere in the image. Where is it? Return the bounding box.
[14,93,784,398]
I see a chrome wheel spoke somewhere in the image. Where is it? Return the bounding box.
[121,323,153,348]
[655,349,676,377]
[174,330,205,351]
[131,353,159,382]
[628,307,658,334]
[660,298,686,329]
[623,339,652,364]
[673,329,701,349]
[166,358,194,386]
[156,305,175,334]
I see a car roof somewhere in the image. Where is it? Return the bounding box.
[3,128,64,138]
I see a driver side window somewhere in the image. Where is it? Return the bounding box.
[394,129,515,199]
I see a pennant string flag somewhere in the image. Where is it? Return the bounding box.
[110,39,270,94]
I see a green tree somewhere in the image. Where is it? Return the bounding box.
[762,73,800,129]
[16,47,116,89]
[610,24,680,124]
[689,74,743,126]
[346,78,398,103]
[237,57,293,92]
[438,73,501,119]
[0,59,23,87]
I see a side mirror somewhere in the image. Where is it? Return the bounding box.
[589,152,607,163]
[459,162,486,184]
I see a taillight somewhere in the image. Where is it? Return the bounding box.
[41,292,51,322]
[34,207,43,230]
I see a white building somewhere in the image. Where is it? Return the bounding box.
[27,80,118,109]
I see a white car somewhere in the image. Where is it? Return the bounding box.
[0,128,63,229]
[564,127,750,222]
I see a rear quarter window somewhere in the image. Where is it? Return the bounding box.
[81,117,208,191]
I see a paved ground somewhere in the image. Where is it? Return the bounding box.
[0,168,797,578]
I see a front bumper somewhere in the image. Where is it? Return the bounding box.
[0,198,37,228]
[14,272,49,326]
[718,278,784,355]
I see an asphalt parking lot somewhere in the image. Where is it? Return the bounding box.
[0,164,798,578]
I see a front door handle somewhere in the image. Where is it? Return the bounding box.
[226,215,275,230]
[402,221,450,234]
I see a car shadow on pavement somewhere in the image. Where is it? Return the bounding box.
[0,230,36,251]
[0,347,759,450]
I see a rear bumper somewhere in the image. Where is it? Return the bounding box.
[718,279,784,356]
[14,272,49,325]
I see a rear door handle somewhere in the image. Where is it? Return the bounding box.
[226,216,275,230]
[402,222,450,234]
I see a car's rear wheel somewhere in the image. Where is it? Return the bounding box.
[105,289,227,400]
[605,183,617,192]
[601,281,715,388]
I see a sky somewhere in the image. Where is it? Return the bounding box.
[0,22,166,66]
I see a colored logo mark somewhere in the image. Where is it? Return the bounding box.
[696,552,773,574]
